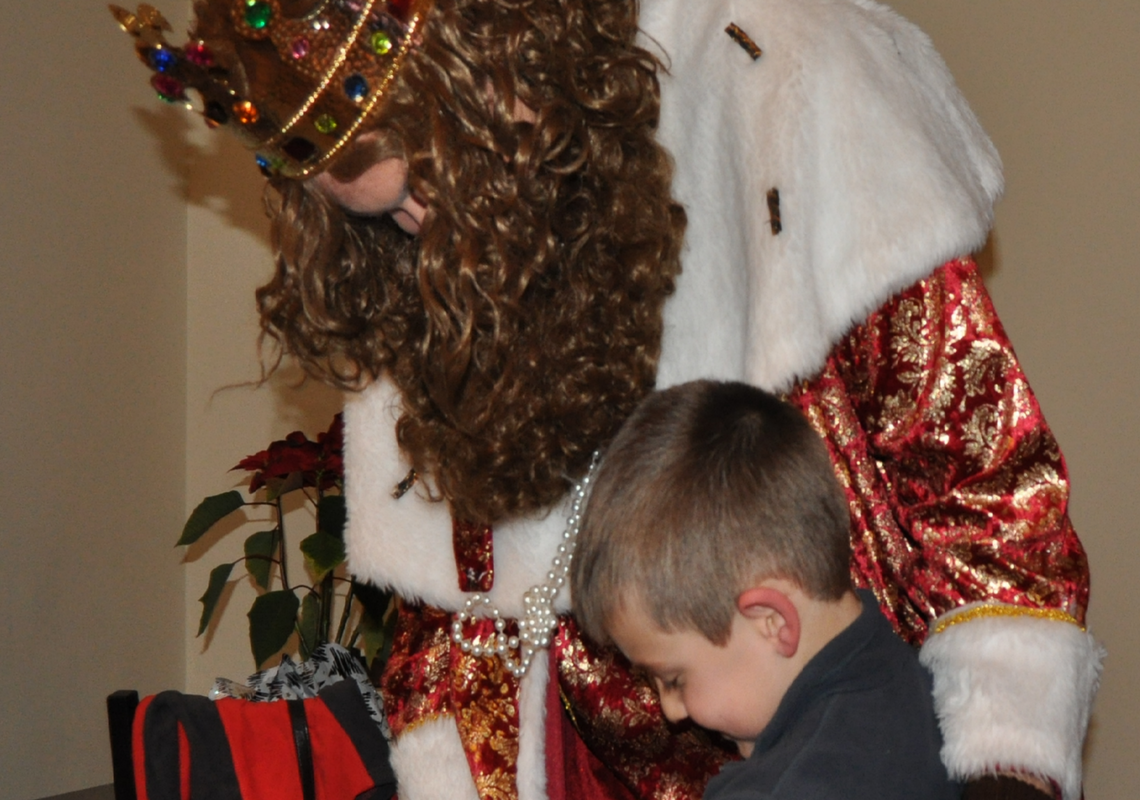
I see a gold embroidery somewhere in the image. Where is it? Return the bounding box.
[962,403,1002,459]
[890,298,928,387]
[787,259,1089,643]
[961,339,1005,399]
[395,709,454,736]
[473,770,517,800]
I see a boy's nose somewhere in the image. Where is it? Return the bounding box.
[658,692,688,724]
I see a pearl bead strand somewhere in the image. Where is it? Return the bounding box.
[450,452,599,678]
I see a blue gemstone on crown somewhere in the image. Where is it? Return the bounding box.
[148,47,177,73]
[344,74,369,102]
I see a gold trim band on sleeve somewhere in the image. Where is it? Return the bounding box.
[932,604,1084,636]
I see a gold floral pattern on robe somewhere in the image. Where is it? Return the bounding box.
[787,258,1089,643]
[380,259,1091,800]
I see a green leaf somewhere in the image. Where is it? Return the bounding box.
[300,531,346,583]
[248,590,300,667]
[265,471,303,501]
[318,494,347,540]
[197,562,235,636]
[244,529,277,590]
[354,582,394,668]
[178,491,245,546]
[298,592,321,661]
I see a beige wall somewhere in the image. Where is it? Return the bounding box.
[181,130,342,693]
[887,2,1140,796]
[2,1,1135,798]
[0,4,339,796]
[0,3,189,798]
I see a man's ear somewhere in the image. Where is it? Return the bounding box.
[736,587,800,658]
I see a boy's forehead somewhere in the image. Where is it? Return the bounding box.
[607,598,689,666]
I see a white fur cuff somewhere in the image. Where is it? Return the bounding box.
[386,657,550,800]
[919,604,1105,800]
[388,717,480,800]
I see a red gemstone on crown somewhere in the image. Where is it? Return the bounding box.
[184,41,214,67]
[151,74,186,102]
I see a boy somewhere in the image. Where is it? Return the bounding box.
[571,380,961,799]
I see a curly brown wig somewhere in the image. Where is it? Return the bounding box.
[246,0,685,524]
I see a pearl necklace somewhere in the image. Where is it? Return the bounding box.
[449,452,599,678]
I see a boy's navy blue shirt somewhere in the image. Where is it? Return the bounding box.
[703,590,961,800]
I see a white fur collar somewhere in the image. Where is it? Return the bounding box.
[645,0,1003,392]
[343,378,577,615]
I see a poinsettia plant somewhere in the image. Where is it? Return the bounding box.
[178,414,395,669]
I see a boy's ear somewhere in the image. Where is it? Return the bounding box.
[736,587,800,658]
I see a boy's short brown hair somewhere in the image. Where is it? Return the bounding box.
[571,380,851,646]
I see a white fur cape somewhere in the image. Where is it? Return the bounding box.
[344,1,1100,798]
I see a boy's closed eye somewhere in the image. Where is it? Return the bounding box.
[657,675,683,692]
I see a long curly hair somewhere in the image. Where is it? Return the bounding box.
[251,0,685,524]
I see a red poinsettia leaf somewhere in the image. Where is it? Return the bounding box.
[319,413,344,452]
[315,413,345,484]
[233,449,270,473]
[271,439,324,476]
[228,415,345,495]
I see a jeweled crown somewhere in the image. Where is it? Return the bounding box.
[110,0,430,177]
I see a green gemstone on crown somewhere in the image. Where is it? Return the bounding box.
[315,114,338,134]
[244,1,273,30]
[371,30,393,55]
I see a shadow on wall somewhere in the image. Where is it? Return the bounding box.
[973,230,1000,283]
[131,102,273,243]
[132,96,346,433]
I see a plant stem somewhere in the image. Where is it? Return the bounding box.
[317,486,329,645]
[295,618,311,662]
[275,496,290,591]
[335,582,356,646]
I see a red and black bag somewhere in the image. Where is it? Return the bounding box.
[131,679,396,800]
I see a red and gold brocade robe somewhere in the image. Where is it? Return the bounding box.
[344,4,1102,800]
[365,259,1095,800]
[788,258,1088,641]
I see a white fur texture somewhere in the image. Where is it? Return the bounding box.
[383,649,551,800]
[643,0,1003,393]
[389,717,480,800]
[516,652,552,800]
[344,378,577,613]
[919,605,1105,800]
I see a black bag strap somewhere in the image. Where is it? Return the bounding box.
[143,691,242,800]
[287,698,317,800]
[318,681,397,798]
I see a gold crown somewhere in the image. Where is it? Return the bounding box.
[111,0,430,177]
